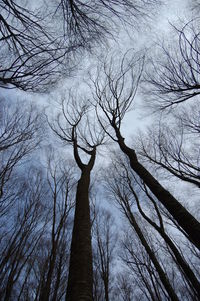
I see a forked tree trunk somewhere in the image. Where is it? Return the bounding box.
[66,168,93,301]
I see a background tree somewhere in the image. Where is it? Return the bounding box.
[0,169,48,301]
[137,107,200,189]
[112,273,135,301]
[107,153,200,299]
[0,99,41,218]
[144,20,200,110]
[38,156,75,301]
[0,153,75,300]
[104,158,180,301]
[92,205,117,301]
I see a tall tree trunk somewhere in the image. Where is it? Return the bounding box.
[66,169,93,301]
[115,128,200,250]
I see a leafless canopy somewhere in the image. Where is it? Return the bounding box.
[0,101,40,200]
[138,120,200,188]
[55,0,158,44]
[92,51,144,140]
[0,0,78,91]
[145,20,200,110]
[49,91,105,171]
[0,0,157,92]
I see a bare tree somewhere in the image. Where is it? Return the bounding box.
[144,20,200,110]
[137,111,200,189]
[0,170,48,301]
[0,101,41,198]
[0,157,75,301]
[92,52,200,250]
[50,93,105,300]
[105,161,180,301]
[54,0,158,44]
[0,100,41,222]
[121,232,168,301]
[109,154,200,299]
[113,273,135,301]
[93,206,117,301]
[0,0,158,91]
[38,156,75,301]
[0,0,77,91]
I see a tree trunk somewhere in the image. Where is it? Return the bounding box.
[39,252,56,301]
[66,169,93,301]
[115,129,200,250]
[104,283,109,301]
[52,252,63,301]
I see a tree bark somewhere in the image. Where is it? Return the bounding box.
[66,168,93,301]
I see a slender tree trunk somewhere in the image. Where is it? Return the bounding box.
[160,230,200,299]
[104,284,109,301]
[127,210,180,301]
[39,251,56,301]
[115,129,200,250]
[52,252,63,301]
[66,169,93,301]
